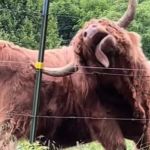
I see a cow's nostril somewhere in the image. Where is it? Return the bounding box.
[92,25,97,28]
[83,32,87,37]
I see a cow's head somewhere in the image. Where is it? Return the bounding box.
[82,20,142,70]
[43,0,137,77]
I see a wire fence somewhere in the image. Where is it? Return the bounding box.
[0,60,149,122]
[2,112,150,121]
[0,61,149,121]
[1,2,150,149]
[0,60,150,76]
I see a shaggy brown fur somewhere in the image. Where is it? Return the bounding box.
[53,18,150,149]
[0,26,126,150]
[87,19,150,149]
[42,20,150,147]
[1,18,150,149]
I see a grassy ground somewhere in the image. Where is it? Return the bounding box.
[17,139,136,150]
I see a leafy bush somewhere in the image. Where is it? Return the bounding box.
[17,139,136,150]
[17,140,48,150]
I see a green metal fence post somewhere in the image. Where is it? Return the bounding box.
[29,0,50,143]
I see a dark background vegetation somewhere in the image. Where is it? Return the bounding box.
[0,0,150,56]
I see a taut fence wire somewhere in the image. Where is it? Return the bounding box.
[0,60,149,77]
[0,61,149,121]
[1,112,150,121]
[1,2,150,149]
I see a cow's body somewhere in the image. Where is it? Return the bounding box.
[0,41,126,150]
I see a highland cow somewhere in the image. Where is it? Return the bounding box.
[44,0,150,149]
[0,0,147,149]
[86,6,150,150]
[0,39,125,150]
[0,8,129,150]
[89,16,150,149]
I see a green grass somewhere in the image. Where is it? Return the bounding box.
[16,139,136,150]
[17,140,48,150]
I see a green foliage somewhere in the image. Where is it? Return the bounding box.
[50,0,119,44]
[50,0,80,44]
[17,140,48,150]
[49,0,150,57]
[0,0,150,56]
[47,14,62,48]
[65,140,136,150]
[129,0,150,56]
[0,0,61,49]
[17,139,136,150]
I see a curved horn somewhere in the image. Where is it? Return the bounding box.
[95,35,117,67]
[117,0,137,28]
[42,62,78,77]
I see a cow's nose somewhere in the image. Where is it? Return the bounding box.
[83,24,109,41]
[83,25,100,39]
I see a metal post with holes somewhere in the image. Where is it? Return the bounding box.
[29,0,50,143]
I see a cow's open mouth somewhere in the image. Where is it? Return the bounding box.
[91,32,108,50]
[83,25,108,50]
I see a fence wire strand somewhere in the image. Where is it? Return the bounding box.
[0,60,150,77]
[0,60,149,71]
[0,60,149,121]
[0,61,150,78]
[1,112,150,121]
[0,4,150,125]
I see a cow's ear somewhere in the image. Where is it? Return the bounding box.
[128,32,142,47]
